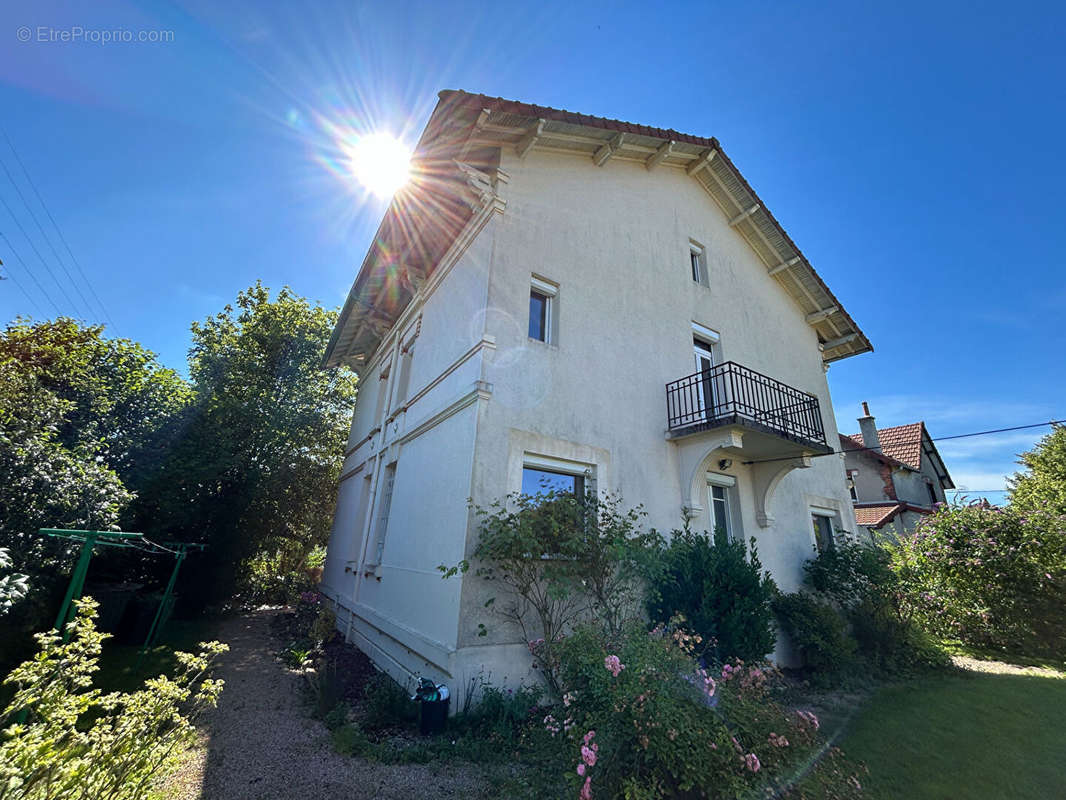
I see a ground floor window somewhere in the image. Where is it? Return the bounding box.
[706,472,737,539]
[811,512,835,553]
[522,466,584,498]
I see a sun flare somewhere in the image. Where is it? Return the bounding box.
[343,132,412,198]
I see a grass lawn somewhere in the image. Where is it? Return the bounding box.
[94,615,222,693]
[837,667,1066,799]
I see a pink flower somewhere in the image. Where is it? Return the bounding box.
[577,764,586,777]
[796,710,820,730]
[580,776,593,800]
[745,753,761,772]
[581,745,598,767]
[604,654,626,677]
[583,730,596,745]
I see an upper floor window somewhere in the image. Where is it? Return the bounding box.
[529,275,558,343]
[925,480,938,507]
[689,242,708,287]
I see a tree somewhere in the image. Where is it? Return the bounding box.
[139,283,358,605]
[1010,424,1066,518]
[0,318,191,491]
[0,356,132,574]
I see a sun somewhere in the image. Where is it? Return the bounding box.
[342,132,412,199]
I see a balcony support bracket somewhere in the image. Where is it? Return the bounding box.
[678,429,745,516]
[751,456,812,528]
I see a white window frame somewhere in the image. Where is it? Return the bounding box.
[706,472,738,539]
[522,453,593,495]
[810,506,837,553]
[366,462,397,567]
[689,241,708,287]
[529,275,558,344]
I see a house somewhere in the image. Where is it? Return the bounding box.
[841,402,955,536]
[319,90,873,691]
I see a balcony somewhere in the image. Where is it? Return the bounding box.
[665,361,828,452]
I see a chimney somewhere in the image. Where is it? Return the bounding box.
[858,401,881,452]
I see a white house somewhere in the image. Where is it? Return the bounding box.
[320,90,873,691]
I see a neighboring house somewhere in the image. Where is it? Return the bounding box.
[841,402,955,536]
[319,90,873,691]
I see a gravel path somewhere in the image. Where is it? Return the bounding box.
[169,610,493,800]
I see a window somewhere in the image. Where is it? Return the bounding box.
[848,480,858,501]
[710,486,731,536]
[369,463,396,565]
[811,512,835,553]
[528,276,558,343]
[374,365,391,423]
[689,242,708,287]
[706,472,737,539]
[394,345,414,406]
[529,290,549,341]
[926,480,938,506]
[522,466,584,498]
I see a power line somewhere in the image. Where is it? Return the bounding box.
[740,419,1065,466]
[1,131,117,331]
[0,257,46,317]
[0,230,62,315]
[0,192,82,315]
[0,154,95,320]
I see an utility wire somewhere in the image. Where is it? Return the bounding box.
[0,260,46,317]
[0,154,93,322]
[0,192,82,315]
[740,419,1065,466]
[2,131,117,330]
[0,230,62,315]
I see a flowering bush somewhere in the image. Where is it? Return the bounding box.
[551,620,862,799]
[449,490,660,696]
[891,501,1066,650]
[0,598,227,800]
[646,527,777,663]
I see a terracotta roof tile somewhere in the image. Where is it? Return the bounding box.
[845,422,925,470]
[853,503,904,527]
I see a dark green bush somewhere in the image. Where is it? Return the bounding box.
[794,541,945,678]
[772,592,856,684]
[646,528,777,662]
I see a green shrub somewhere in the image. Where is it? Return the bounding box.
[552,619,862,800]
[0,598,226,800]
[450,490,660,696]
[646,528,777,662]
[803,540,945,676]
[773,592,857,684]
[890,502,1066,652]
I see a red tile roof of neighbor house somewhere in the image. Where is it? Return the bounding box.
[846,422,926,470]
[853,503,904,527]
[837,433,912,470]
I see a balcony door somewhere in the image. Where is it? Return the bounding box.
[693,338,716,421]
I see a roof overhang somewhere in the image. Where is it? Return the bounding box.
[324,90,873,369]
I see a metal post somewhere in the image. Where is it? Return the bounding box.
[54,532,98,637]
[136,550,186,667]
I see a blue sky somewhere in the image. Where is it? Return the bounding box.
[2,0,1063,500]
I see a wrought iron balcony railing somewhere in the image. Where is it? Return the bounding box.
[666,361,826,446]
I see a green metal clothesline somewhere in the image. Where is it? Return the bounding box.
[38,528,205,664]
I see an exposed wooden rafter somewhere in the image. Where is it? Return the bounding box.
[646,140,674,170]
[686,149,717,176]
[768,256,802,276]
[516,119,545,160]
[820,333,858,351]
[729,204,760,227]
[805,306,838,325]
[593,132,625,167]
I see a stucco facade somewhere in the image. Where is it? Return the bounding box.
[320,91,873,694]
